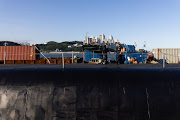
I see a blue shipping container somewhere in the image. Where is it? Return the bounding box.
[123,52,148,63]
[125,45,135,52]
[84,50,103,62]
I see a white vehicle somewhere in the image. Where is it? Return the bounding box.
[89,58,105,64]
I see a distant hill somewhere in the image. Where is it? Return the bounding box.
[0,41,21,46]
[36,41,83,52]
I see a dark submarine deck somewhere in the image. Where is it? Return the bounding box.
[0,64,179,120]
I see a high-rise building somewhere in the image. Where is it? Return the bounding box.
[84,37,91,44]
[111,39,114,44]
[99,34,105,43]
[95,37,99,43]
[104,39,107,43]
[84,37,89,44]
[91,36,96,43]
[83,34,118,48]
[115,39,119,43]
[108,35,114,44]
[109,35,113,40]
[88,38,92,43]
[108,38,111,44]
[84,36,98,44]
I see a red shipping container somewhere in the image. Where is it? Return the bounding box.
[0,46,40,60]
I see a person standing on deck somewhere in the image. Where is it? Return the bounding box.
[103,43,109,64]
[116,42,122,64]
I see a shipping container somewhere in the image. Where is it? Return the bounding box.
[64,59,70,64]
[56,58,72,64]
[84,50,103,62]
[152,48,180,64]
[46,59,57,64]
[15,60,24,64]
[0,46,40,60]
[25,60,35,64]
[35,60,46,64]
[83,44,108,63]
[57,59,62,64]
[125,45,135,52]
[122,52,148,63]
[5,60,14,64]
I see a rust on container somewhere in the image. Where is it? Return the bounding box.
[57,59,62,64]
[64,59,70,64]
[15,60,24,64]
[40,58,46,60]
[56,57,71,64]
[5,60,15,64]
[0,46,40,60]
[46,59,57,64]
[64,57,71,60]
[35,60,46,64]
[25,60,35,64]
[64,57,71,64]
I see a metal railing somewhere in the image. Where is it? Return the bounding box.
[0,51,79,69]
[0,51,179,69]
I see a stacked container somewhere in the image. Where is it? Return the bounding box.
[152,48,180,64]
[0,46,40,60]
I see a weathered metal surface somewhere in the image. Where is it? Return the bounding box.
[84,50,103,62]
[46,59,57,64]
[57,59,62,64]
[0,46,39,60]
[0,67,179,120]
[5,60,14,64]
[15,60,24,64]
[25,60,35,64]
[35,60,46,64]
[56,58,71,64]
[152,48,180,64]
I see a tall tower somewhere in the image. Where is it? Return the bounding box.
[99,34,105,44]
[109,35,113,40]
[95,37,99,43]
[91,36,96,43]
[108,35,114,44]
[83,36,89,44]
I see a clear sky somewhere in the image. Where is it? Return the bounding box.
[0,0,180,50]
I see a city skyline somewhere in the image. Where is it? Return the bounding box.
[84,34,118,48]
[84,34,148,50]
[0,0,180,51]
[84,34,148,51]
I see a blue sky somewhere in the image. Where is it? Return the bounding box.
[0,0,180,50]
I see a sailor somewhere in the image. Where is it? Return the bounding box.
[103,43,108,64]
[116,42,122,64]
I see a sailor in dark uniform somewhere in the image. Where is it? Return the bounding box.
[103,43,108,64]
[116,42,124,64]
